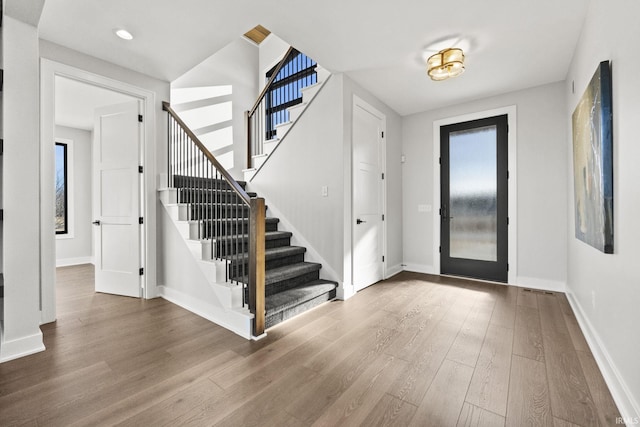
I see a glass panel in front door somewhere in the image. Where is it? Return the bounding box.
[449,125,497,262]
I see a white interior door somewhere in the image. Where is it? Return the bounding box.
[93,101,142,297]
[353,100,384,292]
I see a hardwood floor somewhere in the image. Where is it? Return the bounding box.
[0,265,620,426]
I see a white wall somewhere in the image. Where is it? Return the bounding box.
[55,126,93,265]
[249,74,345,283]
[402,82,568,289]
[171,38,258,179]
[565,0,640,419]
[249,73,403,297]
[1,16,45,361]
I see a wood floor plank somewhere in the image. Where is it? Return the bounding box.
[457,402,505,427]
[446,301,493,367]
[563,313,590,353]
[538,294,599,426]
[309,354,408,426]
[359,393,418,427]
[0,266,621,427]
[408,359,474,427]
[576,350,621,426]
[466,324,514,416]
[387,320,460,406]
[516,288,539,309]
[489,285,517,329]
[513,305,544,362]
[552,417,582,427]
[505,355,552,426]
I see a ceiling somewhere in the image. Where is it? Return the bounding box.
[55,76,137,130]
[38,0,590,116]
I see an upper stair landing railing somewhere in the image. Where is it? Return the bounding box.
[246,46,319,168]
[163,101,266,337]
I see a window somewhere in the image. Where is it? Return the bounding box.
[55,142,68,234]
[265,51,317,140]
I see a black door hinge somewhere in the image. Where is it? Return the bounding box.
[0,69,4,92]
[139,268,144,276]
[0,210,3,221]
[139,165,143,173]
[507,217,510,225]
[439,157,441,165]
[138,114,143,123]
[382,214,385,221]
[439,246,442,253]
[139,217,144,224]
[381,173,385,180]
[0,139,3,155]
[381,131,384,138]
[382,255,385,262]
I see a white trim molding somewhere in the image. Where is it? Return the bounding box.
[566,291,640,424]
[0,330,45,363]
[514,276,566,293]
[56,257,95,267]
[402,264,437,275]
[432,105,518,284]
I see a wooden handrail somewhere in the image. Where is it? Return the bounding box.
[163,101,251,206]
[247,46,297,117]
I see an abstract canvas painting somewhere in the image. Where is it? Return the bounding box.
[572,60,613,253]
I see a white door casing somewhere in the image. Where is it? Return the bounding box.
[93,101,142,297]
[352,98,386,292]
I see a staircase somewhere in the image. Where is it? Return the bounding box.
[163,172,337,331]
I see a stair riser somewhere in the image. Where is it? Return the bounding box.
[265,289,336,329]
[266,270,320,296]
[178,191,256,204]
[228,253,305,277]
[216,236,291,256]
[200,221,278,238]
[172,176,246,191]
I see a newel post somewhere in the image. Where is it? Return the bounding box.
[249,197,266,336]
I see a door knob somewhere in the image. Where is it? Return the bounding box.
[356,218,366,224]
[92,220,101,225]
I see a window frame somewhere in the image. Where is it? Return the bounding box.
[55,138,74,239]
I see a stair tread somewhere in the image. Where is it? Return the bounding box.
[266,280,337,315]
[232,261,320,284]
[218,230,292,242]
[231,246,306,262]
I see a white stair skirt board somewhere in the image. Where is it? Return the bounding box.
[0,330,45,363]
[252,153,268,169]
[263,138,279,155]
[287,103,306,122]
[158,285,252,340]
[242,168,257,182]
[566,292,640,424]
[275,121,293,139]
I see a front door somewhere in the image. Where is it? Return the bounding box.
[440,115,508,283]
[93,101,142,297]
[353,100,385,292]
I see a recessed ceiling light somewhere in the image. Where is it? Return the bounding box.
[115,29,134,40]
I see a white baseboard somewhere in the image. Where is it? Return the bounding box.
[0,330,45,363]
[402,263,437,275]
[157,285,252,340]
[566,292,640,424]
[56,256,94,267]
[514,276,566,293]
[386,263,403,278]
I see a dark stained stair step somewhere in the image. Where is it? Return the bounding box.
[173,175,247,190]
[228,246,306,276]
[265,280,337,329]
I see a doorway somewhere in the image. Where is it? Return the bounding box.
[440,115,509,282]
[352,96,386,292]
[41,60,157,323]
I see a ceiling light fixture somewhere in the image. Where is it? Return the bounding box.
[115,29,134,41]
[427,48,465,81]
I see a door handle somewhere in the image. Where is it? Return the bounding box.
[92,220,101,225]
[356,218,366,224]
